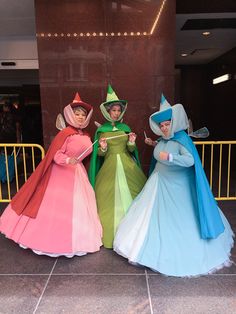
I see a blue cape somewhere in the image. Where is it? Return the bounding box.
[149,130,224,239]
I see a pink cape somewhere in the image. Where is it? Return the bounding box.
[11,126,78,218]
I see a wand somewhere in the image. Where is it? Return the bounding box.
[76,133,131,161]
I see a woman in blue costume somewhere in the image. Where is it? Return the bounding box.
[114,95,234,277]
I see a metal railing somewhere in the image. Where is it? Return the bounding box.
[194,141,236,200]
[0,141,236,202]
[0,143,45,202]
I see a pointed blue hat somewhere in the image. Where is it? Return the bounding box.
[151,93,172,124]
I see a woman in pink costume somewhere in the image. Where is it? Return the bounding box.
[0,93,102,257]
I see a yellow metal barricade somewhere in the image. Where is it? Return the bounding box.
[0,143,45,202]
[0,141,236,202]
[194,141,236,200]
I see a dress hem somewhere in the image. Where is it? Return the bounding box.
[1,232,102,258]
[115,235,235,278]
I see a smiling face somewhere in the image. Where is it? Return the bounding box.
[159,120,171,137]
[108,104,122,121]
[73,107,87,124]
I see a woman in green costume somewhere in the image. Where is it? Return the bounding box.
[89,85,147,248]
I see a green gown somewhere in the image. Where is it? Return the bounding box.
[89,123,146,248]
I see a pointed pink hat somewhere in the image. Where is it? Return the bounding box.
[69,92,93,113]
[64,92,93,129]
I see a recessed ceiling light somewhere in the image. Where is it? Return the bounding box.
[181,53,188,57]
[213,74,231,85]
[202,31,211,36]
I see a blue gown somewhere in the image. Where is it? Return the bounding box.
[113,139,234,277]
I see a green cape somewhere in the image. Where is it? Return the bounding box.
[89,121,141,188]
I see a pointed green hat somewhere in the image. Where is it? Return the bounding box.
[100,84,128,122]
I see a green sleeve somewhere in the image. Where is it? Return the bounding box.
[88,130,100,188]
[127,142,136,153]
[89,125,110,188]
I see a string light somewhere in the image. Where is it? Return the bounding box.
[37,31,153,38]
[36,0,168,40]
[150,0,167,35]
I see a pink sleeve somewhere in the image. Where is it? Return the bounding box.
[53,137,70,165]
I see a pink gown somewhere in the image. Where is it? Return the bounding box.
[0,133,102,257]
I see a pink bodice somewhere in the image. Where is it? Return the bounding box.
[54,133,92,165]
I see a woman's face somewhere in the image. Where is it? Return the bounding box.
[159,120,171,137]
[74,108,87,124]
[109,104,122,121]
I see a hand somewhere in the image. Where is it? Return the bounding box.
[68,157,78,165]
[128,132,136,143]
[159,151,169,161]
[99,137,107,150]
[145,138,156,147]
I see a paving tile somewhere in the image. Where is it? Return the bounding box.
[0,275,48,314]
[54,247,145,274]
[0,234,56,274]
[36,275,150,314]
[148,275,236,314]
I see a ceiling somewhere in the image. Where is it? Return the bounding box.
[0,0,36,37]
[176,12,236,65]
[0,0,235,66]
